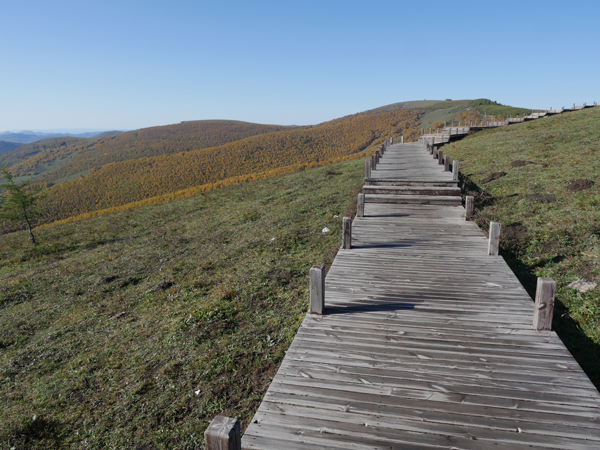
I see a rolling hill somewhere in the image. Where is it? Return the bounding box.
[1,99,534,231]
[1,121,294,179]
[0,141,21,156]
[0,109,421,228]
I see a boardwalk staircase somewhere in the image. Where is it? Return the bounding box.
[362,137,461,207]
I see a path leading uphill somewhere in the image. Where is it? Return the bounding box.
[222,142,600,449]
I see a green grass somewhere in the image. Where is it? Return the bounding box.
[0,159,364,449]
[420,106,471,127]
[420,99,533,128]
[441,107,600,388]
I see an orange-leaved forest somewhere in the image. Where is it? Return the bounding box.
[33,109,421,225]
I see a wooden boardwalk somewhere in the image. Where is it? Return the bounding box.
[419,102,598,146]
[241,142,600,449]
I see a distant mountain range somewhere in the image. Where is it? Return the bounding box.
[0,130,124,145]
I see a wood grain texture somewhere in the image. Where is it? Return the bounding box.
[309,265,324,315]
[242,142,600,449]
[533,277,556,331]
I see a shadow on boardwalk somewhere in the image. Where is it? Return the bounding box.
[325,301,416,315]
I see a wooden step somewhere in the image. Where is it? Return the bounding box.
[363,185,461,196]
[364,179,458,187]
[364,194,462,206]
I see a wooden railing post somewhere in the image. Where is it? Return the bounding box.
[438,149,444,165]
[357,193,365,218]
[371,154,377,170]
[205,416,241,450]
[452,160,459,181]
[401,135,404,143]
[309,265,325,314]
[465,195,474,220]
[365,160,371,179]
[342,217,352,249]
[444,154,450,172]
[487,221,501,255]
[533,278,556,331]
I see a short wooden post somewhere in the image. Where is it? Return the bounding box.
[309,265,325,314]
[452,160,459,181]
[444,154,450,171]
[433,146,438,159]
[533,278,556,331]
[342,217,352,249]
[365,160,371,179]
[438,150,444,165]
[465,195,473,219]
[357,193,365,218]
[487,221,501,256]
[401,136,404,143]
[205,416,241,450]
[371,154,377,170]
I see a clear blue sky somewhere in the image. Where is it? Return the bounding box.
[2,0,599,131]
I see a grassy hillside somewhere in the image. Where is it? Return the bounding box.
[0,157,365,449]
[420,99,532,128]
[440,107,600,387]
[22,109,420,226]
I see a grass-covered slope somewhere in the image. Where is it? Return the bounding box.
[420,99,533,128]
[441,107,600,387]
[0,158,364,449]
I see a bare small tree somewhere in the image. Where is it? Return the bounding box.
[0,166,45,244]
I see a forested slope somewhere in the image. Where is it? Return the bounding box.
[0,141,21,156]
[37,109,420,223]
[2,121,293,181]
